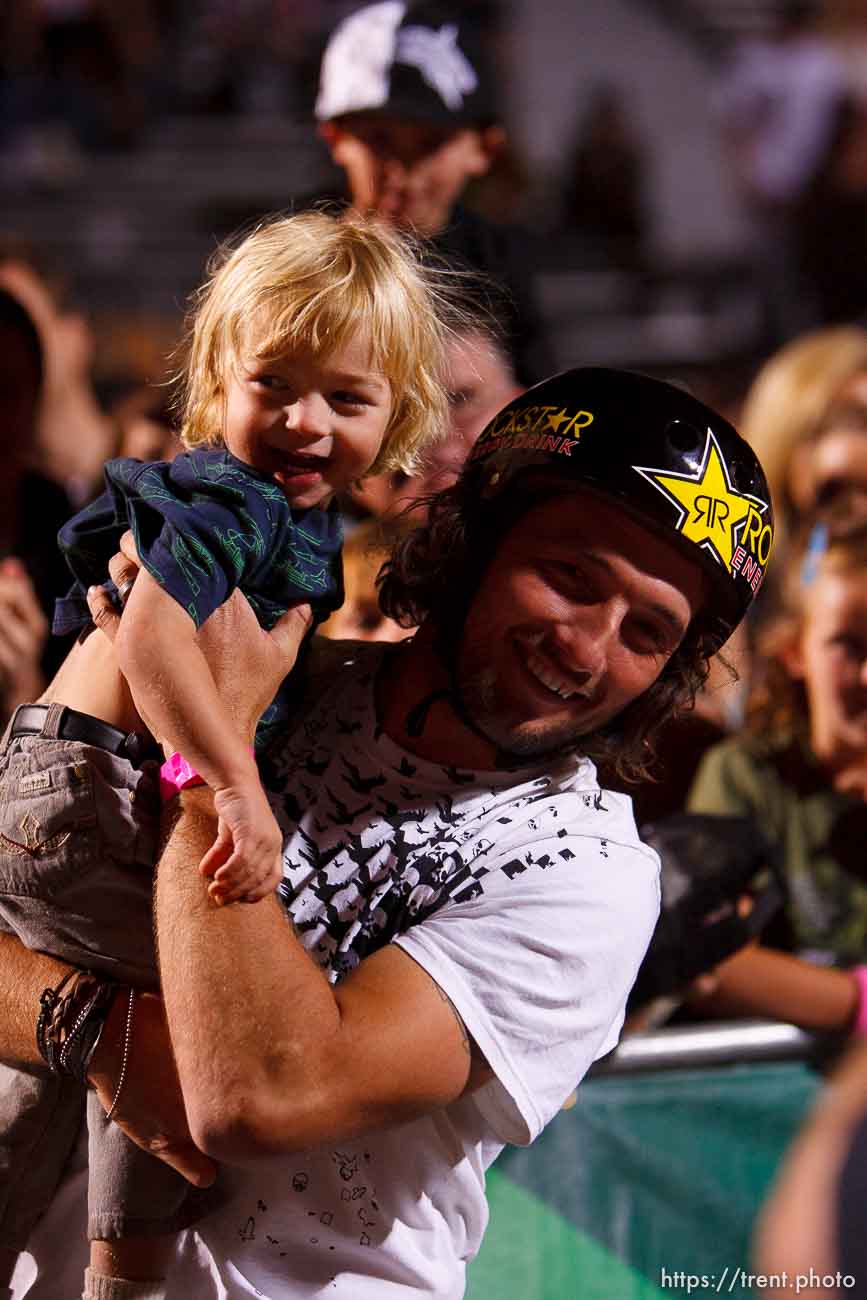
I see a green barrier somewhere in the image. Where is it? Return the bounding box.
[467,1061,821,1300]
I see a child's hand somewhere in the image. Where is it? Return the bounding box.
[199,781,284,905]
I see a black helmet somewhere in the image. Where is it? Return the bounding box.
[464,367,774,650]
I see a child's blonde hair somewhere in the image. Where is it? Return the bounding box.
[747,499,867,738]
[177,209,451,476]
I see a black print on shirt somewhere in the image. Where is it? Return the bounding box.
[236,1147,378,1262]
[269,654,614,982]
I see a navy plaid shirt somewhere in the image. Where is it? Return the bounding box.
[54,449,344,750]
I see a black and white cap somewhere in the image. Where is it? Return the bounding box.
[315,1,498,126]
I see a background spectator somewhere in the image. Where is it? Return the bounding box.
[715,0,847,337]
[313,0,553,386]
[0,288,74,721]
[349,310,522,524]
[684,506,867,1033]
[109,383,180,464]
[334,313,523,646]
[1,0,162,176]
[755,1040,867,1298]
[560,84,648,269]
[317,521,406,644]
[0,256,114,505]
[740,324,867,557]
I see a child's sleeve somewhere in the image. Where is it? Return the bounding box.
[55,455,342,639]
[118,459,275,629]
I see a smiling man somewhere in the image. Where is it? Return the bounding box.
[4,369,772,1299]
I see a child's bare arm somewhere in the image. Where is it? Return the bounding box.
[113,566,282,900]
[114,567,255,786]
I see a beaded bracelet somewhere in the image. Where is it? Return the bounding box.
[36,970,119,1083]
[105,988,135,1120]
[35,970,76,1073]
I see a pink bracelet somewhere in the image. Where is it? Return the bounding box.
[158,748,257,803]
[158,752,205,803]
[852,966,867,1037]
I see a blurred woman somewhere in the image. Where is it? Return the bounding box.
[741,324,867,553]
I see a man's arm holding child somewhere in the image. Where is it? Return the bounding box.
[90,568,489,1163]
[156,791,482,1159]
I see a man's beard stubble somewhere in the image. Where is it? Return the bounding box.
[456,662,589,763]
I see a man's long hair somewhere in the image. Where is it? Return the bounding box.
[378,478,717,783]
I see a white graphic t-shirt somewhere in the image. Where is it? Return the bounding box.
[14,641,660,1300]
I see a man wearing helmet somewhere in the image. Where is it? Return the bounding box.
[376,367,771,777]
[1,370,772,1299]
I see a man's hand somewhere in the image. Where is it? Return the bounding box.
[87,988,217,1187]
[87,531,313,739]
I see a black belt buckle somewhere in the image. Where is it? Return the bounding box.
[123,731,157,766]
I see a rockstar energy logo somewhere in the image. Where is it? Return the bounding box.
[474,404,594,459]
[635,430,773,593]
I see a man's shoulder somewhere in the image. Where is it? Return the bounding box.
[305,635,384,674]
[542,757,644,828]
[292,636,386,715]
[471,762,654,877]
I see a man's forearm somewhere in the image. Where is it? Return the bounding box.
[0,933,71,1069]
[155,789,343,1160]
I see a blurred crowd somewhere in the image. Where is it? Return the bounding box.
[0,1,341,159]
[7,0,867,1294]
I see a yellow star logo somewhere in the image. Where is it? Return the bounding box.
[546,408,570,434]
[635,431,765,573]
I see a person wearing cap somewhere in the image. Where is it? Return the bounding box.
[313,0,553,388]
[2,369,773,1299]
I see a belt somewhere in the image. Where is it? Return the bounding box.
[10,705,158,767]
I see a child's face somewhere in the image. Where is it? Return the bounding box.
[222,334,393,509]
[795,569,867,766]
[321,114,496,237]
